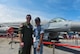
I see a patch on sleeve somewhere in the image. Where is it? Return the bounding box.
[18,23,24,34]
[20,23,23,27]
[40,27,44,34]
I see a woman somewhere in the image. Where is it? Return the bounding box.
[33,17,44,54]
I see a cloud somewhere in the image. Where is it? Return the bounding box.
[0,4,50,23]
[0,4,26,23]
[0,0,69,23]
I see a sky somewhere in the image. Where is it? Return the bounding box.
[0,0,80,23]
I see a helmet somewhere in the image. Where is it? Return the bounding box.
[35,17,41,22]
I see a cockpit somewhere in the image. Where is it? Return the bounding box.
[49,18,67,23]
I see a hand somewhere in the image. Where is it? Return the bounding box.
[37,46,40,51]
[20,42,24,47]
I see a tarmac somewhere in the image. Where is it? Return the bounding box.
[0,38,80,54]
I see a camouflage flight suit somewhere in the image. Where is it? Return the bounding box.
[18,22,33,54]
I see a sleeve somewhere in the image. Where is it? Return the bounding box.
[40,26,44,34]
[18,23,24,34]
[32,25,33,33]
[30,24,34,35]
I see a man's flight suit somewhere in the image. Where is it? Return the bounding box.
[19,22,33,54]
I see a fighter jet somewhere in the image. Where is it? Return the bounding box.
[0,24,10,33]
[0,22,20,35]
[44,18,80,32]
[43,18,80,41]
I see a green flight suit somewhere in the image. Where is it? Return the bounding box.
[18,22,33,54]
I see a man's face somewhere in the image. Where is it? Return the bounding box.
[26,16,31,22]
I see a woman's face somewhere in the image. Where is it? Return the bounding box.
[35,21,40,26]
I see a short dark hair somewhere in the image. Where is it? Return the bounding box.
[26,14,31,19]
[35,17,41,22]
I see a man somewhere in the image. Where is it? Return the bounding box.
[33,17,44,54]
[18,14,33,54]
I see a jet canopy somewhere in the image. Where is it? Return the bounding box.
[49,18,67,23]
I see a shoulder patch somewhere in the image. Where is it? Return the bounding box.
[23,22,28,26]
[20,23,23,27]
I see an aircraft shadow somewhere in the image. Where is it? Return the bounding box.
[55,46,80,54]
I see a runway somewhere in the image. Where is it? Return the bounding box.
[0,38,80,54]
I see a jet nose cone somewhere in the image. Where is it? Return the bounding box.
[7,27,14,33]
